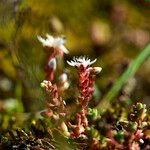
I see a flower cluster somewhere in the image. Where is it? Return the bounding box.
[67,56,102,108]
[38,34,69,128]
[38,35,150,150]
[67,56,102,138]
[67,56,97,69]
[38,35,102,139]
[38,34,68,81]
[37,34,69,55]
[104,102,149,150]
[40,80,65,121]
[1,35,150,150]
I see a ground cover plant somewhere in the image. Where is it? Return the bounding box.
[0,1,150,150]
[0,35,150,150]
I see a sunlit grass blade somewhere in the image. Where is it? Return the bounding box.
[97,43,150,113]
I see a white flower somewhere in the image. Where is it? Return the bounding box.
[37,34,69,54]
[67,56,97,68]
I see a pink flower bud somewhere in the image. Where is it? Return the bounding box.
[48,58,56,70]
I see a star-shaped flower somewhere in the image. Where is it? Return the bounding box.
[67,56,97,68]
[37,34,69,54]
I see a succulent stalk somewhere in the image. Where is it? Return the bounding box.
[67,56,102,138]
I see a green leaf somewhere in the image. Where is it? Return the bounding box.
[97,43,150,113]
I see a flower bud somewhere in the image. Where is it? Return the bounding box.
[136,103,143,110]
[142,121,147,127]
[53,114,59,120]
[59,73,70,90]
[138,108,147,121]
[139,139,144,144]
[59,73,68,82]
[63,82,69,90]
[61,121,69,133]
[93,67,102,74]
[40,82,46,88]
[40,80,52,89]
[48,58,56,70]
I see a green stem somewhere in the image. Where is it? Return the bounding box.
[97,43,150,113]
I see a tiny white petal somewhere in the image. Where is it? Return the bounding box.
[55,37,64,46]
[46,34,54,42]
[37,36,46,45]
[90,59,97,65]
[67,60,75,66]
[60,45,69,54]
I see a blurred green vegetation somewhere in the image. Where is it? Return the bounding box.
[0,0,150,114]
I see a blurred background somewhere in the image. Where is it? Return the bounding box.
[0,0,150,114]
